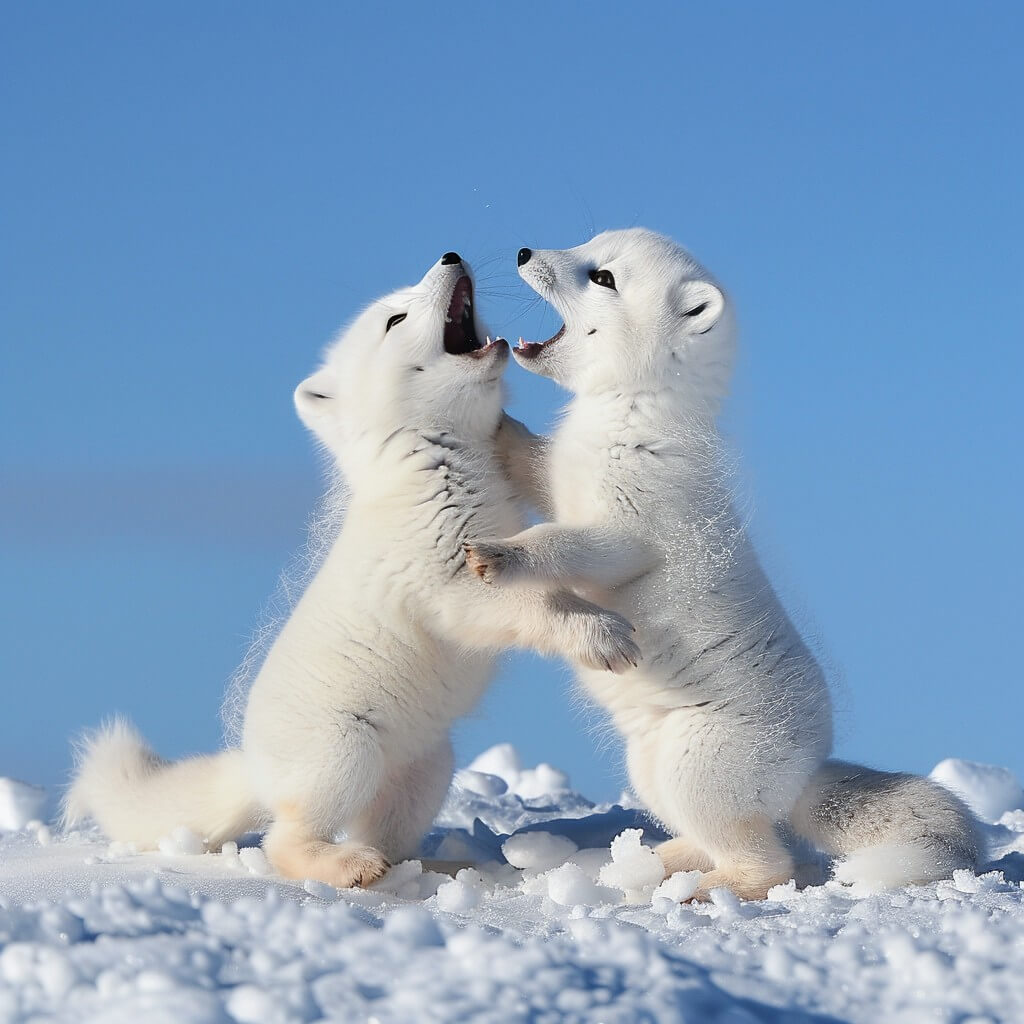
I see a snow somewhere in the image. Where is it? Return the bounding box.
[932,758,1024,822]
[0,780,46,833]
[1,748,1023,1022]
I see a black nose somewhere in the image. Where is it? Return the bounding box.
[441,251,462,266]
[517,247,533,267]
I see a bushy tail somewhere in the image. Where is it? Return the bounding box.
[62,718,263,850]
[790,759,983,890]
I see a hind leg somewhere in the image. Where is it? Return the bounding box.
[254,715,392,888]
[263,807,391,888]
[346,738,455,864]
[631,731,797,902]
[655,836,715,875]
[686,815,794,901]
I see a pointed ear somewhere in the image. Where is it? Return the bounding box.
[676,279,725,335]
[294,367,337,432]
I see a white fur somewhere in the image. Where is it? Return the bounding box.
[65,255,638,888]
[469,228,981,899]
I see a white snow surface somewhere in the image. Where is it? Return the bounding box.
[1,749,1023,1023]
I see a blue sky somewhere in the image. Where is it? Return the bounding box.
[2,3,1021,801]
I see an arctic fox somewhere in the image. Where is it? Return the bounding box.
[64,252,639,888]
[465,229,981,899]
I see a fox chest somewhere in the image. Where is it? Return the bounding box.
[549,436,624,526]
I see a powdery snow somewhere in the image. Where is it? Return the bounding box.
[1,748,1022,1022]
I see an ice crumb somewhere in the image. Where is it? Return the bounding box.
[238,846,271,875]
[708,886,742,914]
[436,869,484,914]
[303,878,337,900]
[652,869,701,907]
[502,830,578,872]
[376,859,425,899]
[767,879,799,902]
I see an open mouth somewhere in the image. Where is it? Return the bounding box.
[444,276,483,355]
[515,323,565,360]
[444,275,507,359]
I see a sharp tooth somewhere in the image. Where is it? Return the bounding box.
[485,336,492,345]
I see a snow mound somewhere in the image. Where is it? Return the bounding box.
[467,743,571,800]
[0,779,46,832]
[931,758,1024,822]
[501,830,577,872]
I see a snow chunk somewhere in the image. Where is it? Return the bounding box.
[598,829,665,902]
[302,878,337,900]
[931,758,1024,822]
[545,863,610,907]
[502,831,578,872]
[0,778,46,831]
[436,868,484,914]
[157,826,205,856]
[652,869,701,908]
[238,846,271,875]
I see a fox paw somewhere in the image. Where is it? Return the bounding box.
[464,540,523,585]
[319,843,391,890]
[579,611,641,673]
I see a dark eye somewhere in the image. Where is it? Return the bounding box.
[385,312,407,333]
[684,303,708,318]
[588,268,616,290]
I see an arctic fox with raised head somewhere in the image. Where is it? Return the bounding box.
[65,252,638,888]
[466,229,980,899]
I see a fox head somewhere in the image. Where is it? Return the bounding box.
[514,229,736,416]
[295,253,508,476]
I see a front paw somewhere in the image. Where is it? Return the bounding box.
[464,540,522,585]
[580,611,641,674]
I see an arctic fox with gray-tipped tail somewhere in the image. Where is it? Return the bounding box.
[465,228,981,899]
[64,253,638,889]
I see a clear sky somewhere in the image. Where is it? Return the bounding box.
[2,3,1021,802]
